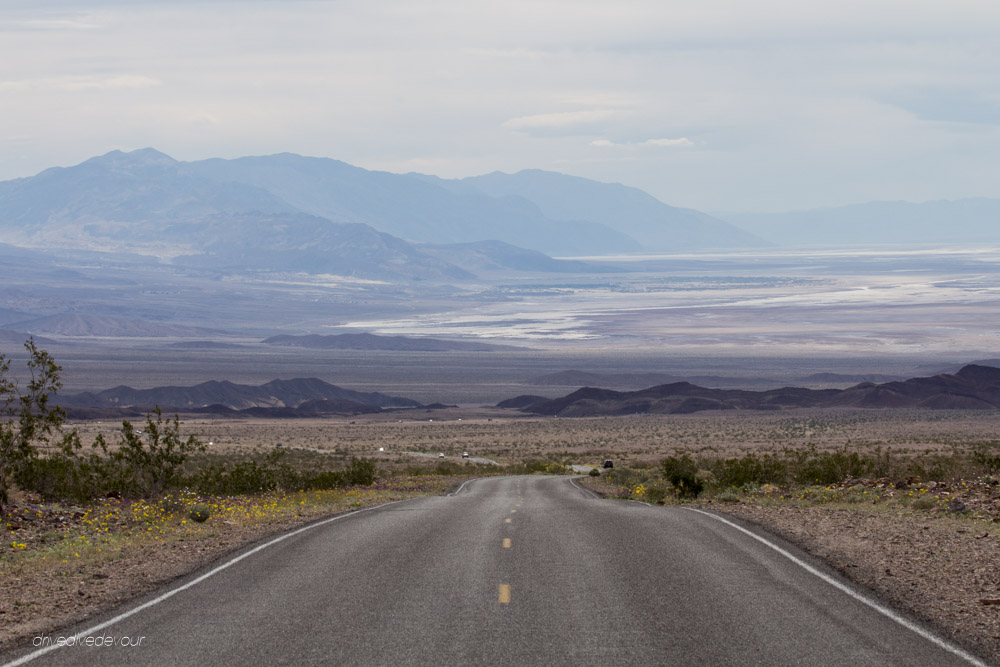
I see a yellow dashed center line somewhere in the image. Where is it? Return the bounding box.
[498,584,511,604]
[505,518,512,523]
[510,509,517,514]
[502,538,512,548]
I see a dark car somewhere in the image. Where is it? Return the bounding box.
[603,459,613,469]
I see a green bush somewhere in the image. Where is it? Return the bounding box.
[661,455,703,498]
[188,504,211,523]
[1,340,67,515]
[186,452,376,495]
[973,448,1000,475]
[343,457,376,486]
[711,454,786,489]
[86,409,206,497]
[716,487,741,503]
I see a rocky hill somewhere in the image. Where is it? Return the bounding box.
[57,377,420,412]
[508,365,1000,416]
[526,370,782,389]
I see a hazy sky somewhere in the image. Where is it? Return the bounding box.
[2,0,1000,212]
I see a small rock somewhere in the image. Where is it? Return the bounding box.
[947,498,968,513]
[978,598,1000,606]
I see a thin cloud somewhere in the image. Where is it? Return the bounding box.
[591,137,694,148]
[503,109,618,131]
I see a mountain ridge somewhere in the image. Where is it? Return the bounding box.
[507,364,1000,416]
[57,377,420,411]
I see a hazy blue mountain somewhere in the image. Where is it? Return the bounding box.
[721,199,1000,246]
[185,154,643,255]
[0,329,55,345]
[0,149,766,282]
[0,149,470,281]
[5,313,224,338]
[424,169,764,252]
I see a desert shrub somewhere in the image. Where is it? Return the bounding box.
[192,454,288,495]
[791,447,874,485]
[188,504,211,523]
[307,470,346,489]
[973,448,1000,475]
[187,452,375,494]
[93,409,206,497]
[711,454,786,489]
[433,461,462,476]
[16,450,105,504]
[716,487,741,503]
[342,457,376,486]
[660,455,703,498]
[1,340,67,514]
[588,468,601,477]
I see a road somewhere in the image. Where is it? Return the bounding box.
[406,451,500,465]
[3,476,988,666]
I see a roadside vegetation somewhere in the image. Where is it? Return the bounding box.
[587,444,1000,528]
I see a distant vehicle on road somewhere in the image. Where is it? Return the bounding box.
[603,459,614,469]
[438,452,445,458]
[462,451,469,459]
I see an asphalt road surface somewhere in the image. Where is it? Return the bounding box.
[3,476,989,666]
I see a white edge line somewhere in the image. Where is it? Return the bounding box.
[2,500,403,667]
[684,507,989,667]
[568,477,603,499]
[450,478,475,496]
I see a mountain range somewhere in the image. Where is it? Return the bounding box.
[0,149,762,284]
[504,364,1000,416]
[57,377,420,414]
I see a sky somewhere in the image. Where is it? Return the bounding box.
[2,0,1000,212]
